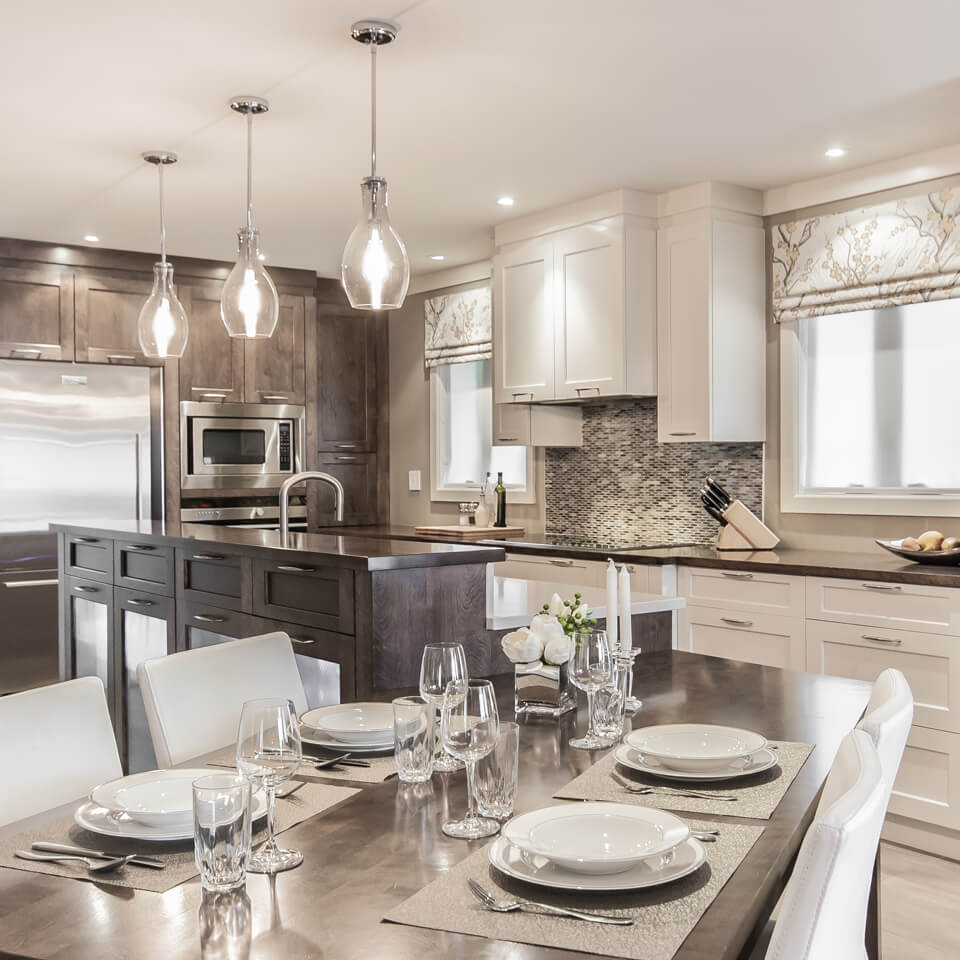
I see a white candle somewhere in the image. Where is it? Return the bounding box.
[619,564,632,654]
[606,559,618,652]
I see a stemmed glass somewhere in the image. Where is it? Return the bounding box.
[236,698,303,873]
[419,642,468,772]
[569,629,615,749]
[440,679,500,839]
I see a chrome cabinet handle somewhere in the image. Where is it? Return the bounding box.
[199,392,228,400]
[334,455,357,461]
[276,564,315,573]
[11,348,42,357]
[73,585,98,593]
[862,583,901,592]
[262,395,289,401]
[722,572,754,580]
[2,578,59,588]
[335,443,357,449]
[549,559,574,567]
[106,354,136,361]
[575,386,600,396]
[127,598,155,607]
[72,537,99,544]
[669,431,697,437]
[124,544,155,551]
[862,634,903,646]
[512,392,534,400]
[496,436,519,442]
[720,617,754,627]
[290,636,317,645]
[193,614,227,623]
[191,554,226,561]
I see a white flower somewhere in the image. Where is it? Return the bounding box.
[543,632,573,666]
[562,604,572,618]
[501,627,542,664]
[547,593,566,616]
[531,616,564,646]
[574,603,591,619]
[530,613,560,632]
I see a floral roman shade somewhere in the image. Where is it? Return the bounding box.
[771,184,960,322]
[424,286,492,368]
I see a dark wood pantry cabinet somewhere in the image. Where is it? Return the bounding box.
[0,264,74,360]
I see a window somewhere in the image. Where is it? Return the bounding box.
[781,298,960,515]
[430,359,533,502]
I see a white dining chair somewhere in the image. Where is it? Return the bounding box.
[764,729,885,960]
[856,667,913,805]
[137,632,309,768]
[0,676,121,827]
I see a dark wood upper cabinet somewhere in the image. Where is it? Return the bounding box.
[313,307,378,451]
[0,265,74,360]
[74,272,162,365]
[177,283,245,403]
[244,294,306,405]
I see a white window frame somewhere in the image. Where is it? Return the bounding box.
[428,363,535,504]
[780,318,960,516]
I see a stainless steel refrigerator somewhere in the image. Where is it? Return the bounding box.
[0,359,162,695]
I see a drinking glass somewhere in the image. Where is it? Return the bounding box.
[569,629,615,749]
[419,642,468,772]
[393,695,435,783]
[440,678,500,838]
[193,774,252,892]
[592,681,625,743]
[236,698,303,873]
[474,721,520,819]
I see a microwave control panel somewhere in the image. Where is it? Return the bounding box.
[279,422,292,471]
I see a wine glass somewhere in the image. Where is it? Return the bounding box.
[440,679,500,839]
[236,698,303,873]
[569,629,615,749]
[419,642,468,772]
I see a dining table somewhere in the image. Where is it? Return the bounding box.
[0,650,875,960]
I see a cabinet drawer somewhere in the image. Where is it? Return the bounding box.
[887,726,960,830]
[114,541,174,596]
[806,619,960,734]
[253,560,355,634]
[178,549,251,612]
[678,605,806,671]
[806,576,960,636]
[180,601,262,648]
[496,554,618,590]
[65,535,114,583]
[115,586,174,621]
[678,566,804,617]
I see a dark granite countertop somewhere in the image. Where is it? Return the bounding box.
[315,524,960,587]
[51,521,505,572]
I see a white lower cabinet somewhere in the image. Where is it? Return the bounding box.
[678,605,806,671]
[888,726,960,830]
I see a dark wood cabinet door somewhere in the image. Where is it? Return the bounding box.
[74,272,160,364]
[308,453,379,526]
[244,294,306,404]
[177,282,245,402]
[0,265,74,360]
[313,307,378,451]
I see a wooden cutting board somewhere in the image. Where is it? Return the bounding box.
[414,524,525,540]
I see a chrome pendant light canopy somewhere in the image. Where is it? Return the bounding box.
[221,96,279,339]
[138,151,189,359]
[341,19,410,311]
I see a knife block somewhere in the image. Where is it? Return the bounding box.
[716,500,780,551]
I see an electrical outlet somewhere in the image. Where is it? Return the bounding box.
[408,470,422,492]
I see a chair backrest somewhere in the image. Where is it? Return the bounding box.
[856,667,913,805]
[0,677,122,827]
[137,633,308,768]
[765,729,885,960]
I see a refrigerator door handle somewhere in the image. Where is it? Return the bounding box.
[134,432,143,526]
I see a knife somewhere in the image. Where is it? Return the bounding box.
[702,500,728,526]
[32,841,165,869]
[706,476,733,507]
[699,486,728,515]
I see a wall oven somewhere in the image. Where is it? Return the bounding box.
[180,401,304,491]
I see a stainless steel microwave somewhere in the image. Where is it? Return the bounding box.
[180,401,304,491]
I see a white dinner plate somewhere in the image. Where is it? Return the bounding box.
[89,768,210,828]
[502,803,689,876]
[488,835,707,892]
[614,743,779,782]
[300,703,395,746]
[74,789,267,842]
[625,724,768,772]
[299,729,395,754]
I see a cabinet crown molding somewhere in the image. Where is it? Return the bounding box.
[656,181,764,219]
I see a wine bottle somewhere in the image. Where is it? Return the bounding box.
[494,472,507,528]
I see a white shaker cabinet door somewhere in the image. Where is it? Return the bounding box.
[493,238,555,404]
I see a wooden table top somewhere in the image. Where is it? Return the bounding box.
[0,652,871,960]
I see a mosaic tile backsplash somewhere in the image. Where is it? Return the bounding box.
[544,398,764,546]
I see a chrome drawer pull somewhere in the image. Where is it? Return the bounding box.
[290,636,317,645]
[669,431,696,436]
[11,347,42,357]
[512,392,534,400]
[496,436,519,442]
[127,598,155,607]
[720,617,754,627]
[335,443,357,449]
[124,544,155,551]
[549,559,574,567]
[862,583,901,591]
[262,395,289,401]
[73,585,98,593]
[2,578,58,588]
[862,635,903,646]
[276,564,315,573]
[193,614,227,623]
[72,537,99,544]
[191,554,226,561]
[334,455,357,461]
[106,354,136,361]
[721,572,754,580]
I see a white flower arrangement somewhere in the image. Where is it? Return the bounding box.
[500,592,596,667]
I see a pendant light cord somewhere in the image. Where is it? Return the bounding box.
[370,40,377,179]
[246,111,254,230]
[158,162,167,267]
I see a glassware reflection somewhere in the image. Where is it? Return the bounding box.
[199,888,251,960]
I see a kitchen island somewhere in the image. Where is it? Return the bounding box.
[53,520,504,770]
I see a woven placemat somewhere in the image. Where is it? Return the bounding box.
[384,818,764,960]
[0,780,359,893]
[207,746,398,785]
[553,741,814,820]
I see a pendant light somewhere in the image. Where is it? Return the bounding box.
[341,19,409,311]
[221,96,279,339]
[138,152,189,359]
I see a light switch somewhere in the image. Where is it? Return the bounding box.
[408,470,422,491]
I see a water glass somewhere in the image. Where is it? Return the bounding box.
[193,774,252,892]
[474,721,520,819]
[568,629,615,749]
[419,642,468,772]
[592,682,625,743]
[393,695,435,783]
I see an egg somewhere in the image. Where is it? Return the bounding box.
[900,537,922,551]
[918,530,946,551]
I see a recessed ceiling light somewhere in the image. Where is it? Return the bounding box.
[430,255,445,261]
[824,147,846,158]
[83,234,100,243]
[497,196,515,207]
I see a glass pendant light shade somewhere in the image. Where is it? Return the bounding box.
[138,262,188,358]
[341,176,409,310]
[221,227,279,338]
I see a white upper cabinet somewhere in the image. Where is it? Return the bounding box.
[656,185,766,443]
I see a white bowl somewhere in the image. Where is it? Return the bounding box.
[89,768,211,828]
[301,703,394,744]
[502,803,689,876]
[626,723,768,772]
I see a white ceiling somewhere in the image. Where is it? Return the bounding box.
[4,0,960,278]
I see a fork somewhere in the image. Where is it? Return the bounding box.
[610,771,738,802]
[467,878,633,926]
[16,850,136,874]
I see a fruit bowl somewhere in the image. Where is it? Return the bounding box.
[875,539,960,565]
